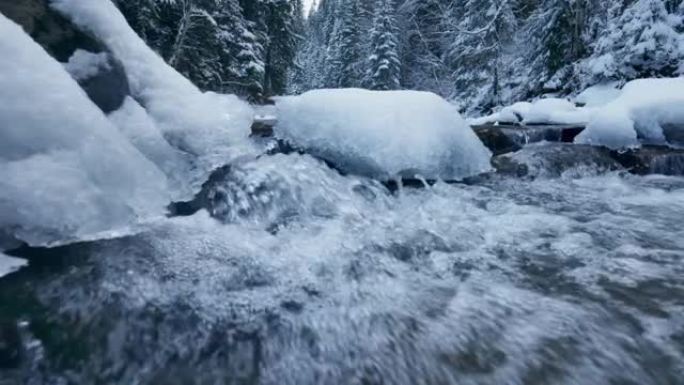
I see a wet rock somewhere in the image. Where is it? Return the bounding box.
[71,53,130,113]
[612,146,684,176]
[472,124,522,156]
[473,124,585,156]
[662,124,684,147]
[168,164,234,217]
[251,117,276,138]
[0,0,129,113]
[492,143,623,178]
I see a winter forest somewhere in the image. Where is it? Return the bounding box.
[2,0,684,384]
[116,0,683,112]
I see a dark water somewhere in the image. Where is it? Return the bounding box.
[2,153,684,385]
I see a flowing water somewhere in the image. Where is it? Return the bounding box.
[2,152,684,385]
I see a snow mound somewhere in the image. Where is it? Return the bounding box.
[576,78,684,149]
[470,102,532,125]
[0,14,169,247]
[63,49,111,81]
[275,89,492,180]
[574,83,621,107]
[471,98,592,126]
[0,252,26,278]
[524,98,591,125]
[52,0,256,194]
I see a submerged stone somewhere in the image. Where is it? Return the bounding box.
[492,143,623,178]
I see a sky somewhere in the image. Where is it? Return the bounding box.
[304,0,316,15]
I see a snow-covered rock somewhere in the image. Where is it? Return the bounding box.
[470,102,532,125]
[52,0,256,194]
[0,14,170,247]
[471,98,592,126]
[523,98,592,125]
[574,83,621,107]
[575,78,684,149]
[275,89,492,180]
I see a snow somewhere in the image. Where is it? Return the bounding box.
[63,49,111,81]
[576,78,684,149]
[0,14,169,247]
[574,83,622,107]
[0,252,26,278]
[470,102,532,125]
[470,98,592,126]
[52,0,256,195]
[523,98,591,125]
[275,89,493,180]
[108,97,196,199]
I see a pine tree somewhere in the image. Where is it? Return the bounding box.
[447,0,518,112]
[399,0,450,92]
[580,0,684,86]
[326,0,364,87]
[215,0,265,100]
[367,0,401,90]
[267,0,302,96]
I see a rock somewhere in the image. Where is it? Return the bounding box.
[492,143,623,179]
[611,146,684,176]
[472,125,522,156]
[0,0,102,62]
[168,164,234,217]
[473,124,586,156]
[75,53,130,113]
[662,124,684,147]
[250,118,276,138]
[0,0,130,113]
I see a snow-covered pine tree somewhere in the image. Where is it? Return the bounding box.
[327,0,364,87]
[447,0,518,113]
[367,0,402,90]
[580,0,684,86]
[398,0,450,93]
[323,0,350,87]
[162,0,225,91]
[215,0,266,100]
[518,0,607,96]
[261,0,300,96]
[287,0,307,94]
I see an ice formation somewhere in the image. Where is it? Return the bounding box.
[0,14,170,247]
[52,0,256,193]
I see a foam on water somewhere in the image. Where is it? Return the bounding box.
[10,154,684,385]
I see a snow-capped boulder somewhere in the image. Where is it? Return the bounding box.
[575,78,684,149]
[275,89,492,181]
[0,14,170,247]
